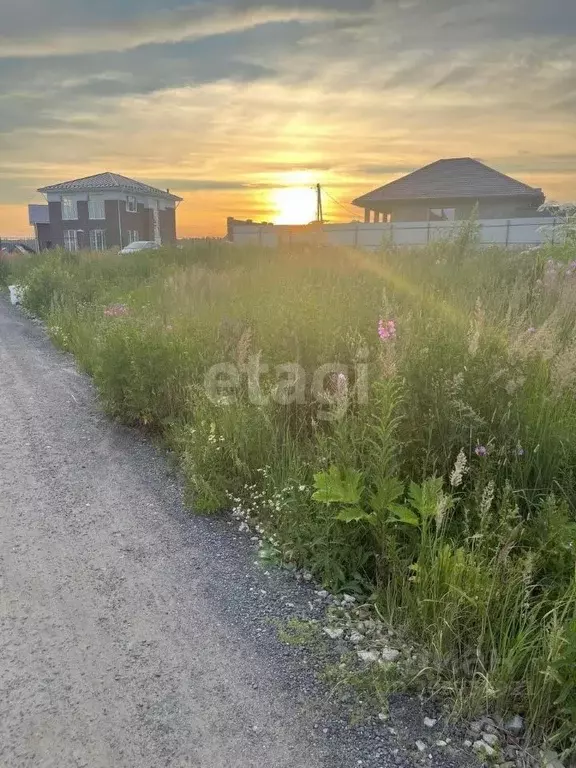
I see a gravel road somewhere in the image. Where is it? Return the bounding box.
[0,297,473,768]
[0,299,333,767]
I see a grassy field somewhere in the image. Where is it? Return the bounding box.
[5,232,576,757]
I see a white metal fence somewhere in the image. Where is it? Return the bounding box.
[229,217,564,251]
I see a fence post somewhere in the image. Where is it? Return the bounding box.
[551,218,556,245]
[505,219,510,247]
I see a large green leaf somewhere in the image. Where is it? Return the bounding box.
[368,476,405,516]
[387,503,420,527]
[312,466,363,505]
[408,481,423,512]
[409,477,445,519]
[336,507,373,524]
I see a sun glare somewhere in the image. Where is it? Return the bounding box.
[272,186,317,225]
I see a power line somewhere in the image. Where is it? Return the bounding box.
[322,188,358,219]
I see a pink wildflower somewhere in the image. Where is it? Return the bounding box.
[378,318,397,341]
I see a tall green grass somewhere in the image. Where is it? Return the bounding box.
[7,239,576,756]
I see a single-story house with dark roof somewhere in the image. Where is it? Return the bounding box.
[352,158,546,223]
[30,172,182,251]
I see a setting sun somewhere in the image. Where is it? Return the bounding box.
[272,186,317,225]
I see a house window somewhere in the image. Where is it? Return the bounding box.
[61,196,78,220]
[127,230,139,243]
[63,230,78,252]
[126,196,138,213]
[88,198,105,220]
[89,229,106,251]
[429,207,456,221]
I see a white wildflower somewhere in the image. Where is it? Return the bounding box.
[479,480,495,518]
[449,449,469,488]
[435,493,452,526]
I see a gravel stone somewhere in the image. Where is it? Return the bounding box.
[357,650,380,663]
[323,627,344,640]
[504,715,524,736]
[542,749,565,768]
[473,741,497,758]
[415,741,427,752]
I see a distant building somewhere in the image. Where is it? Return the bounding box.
[29,172,183,251]
[352,158,546,223]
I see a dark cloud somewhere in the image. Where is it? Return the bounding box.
[0,36,279,138]
[353,164,419,176]
[0,0,376,57]
[431,65,478,90]
[159,179,254,191]
[254,161,334,173]
[0,0,378,37]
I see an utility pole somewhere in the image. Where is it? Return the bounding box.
[316,183,324,224]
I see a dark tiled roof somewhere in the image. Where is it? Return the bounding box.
[38,172,183,201]
[352,158,543,207]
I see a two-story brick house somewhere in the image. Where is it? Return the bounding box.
[29,172,182,251]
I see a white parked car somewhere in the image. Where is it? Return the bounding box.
[119,240,160,254]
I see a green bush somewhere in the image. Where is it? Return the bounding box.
[13,238,576,756]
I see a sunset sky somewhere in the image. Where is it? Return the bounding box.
[1,0,575,237]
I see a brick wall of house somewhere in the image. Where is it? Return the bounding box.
[159,207,177,243]
[115,201,150,247]
[102,200,177,247]
[50,200,115,250]
[45,197,178,249]
[47,201,64,247]
[36,223,53,250]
